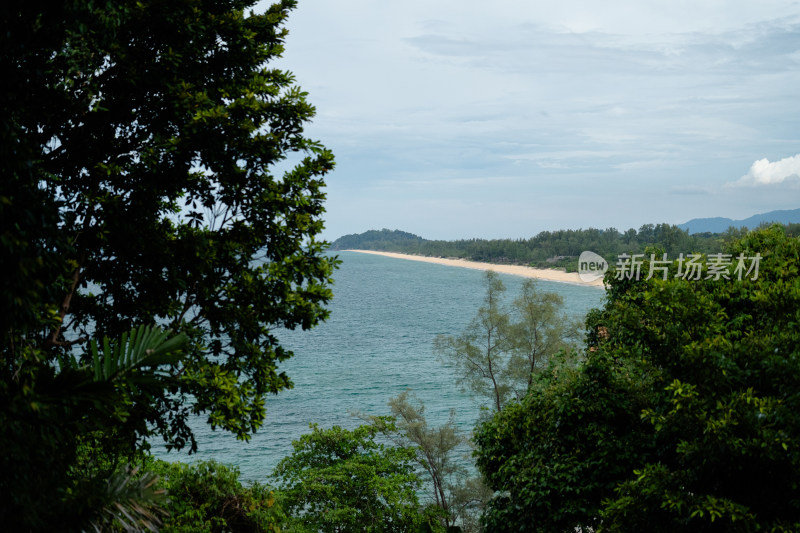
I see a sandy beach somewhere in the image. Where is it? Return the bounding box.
[344,250,605,288]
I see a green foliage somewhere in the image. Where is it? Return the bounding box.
[273,422,425,532]
[3,0,336,452]
[435,271,579,413]
[0,325,188,530]
[89,465,167,533]
[474,351,654,532]
[150,459,286,533]
[597,225,800,531]
[474,225,800,531]
[366,391,489,532]
[2,0,334,528]
[89,325,189,381]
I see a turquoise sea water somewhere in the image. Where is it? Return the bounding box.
[153,251,606,482]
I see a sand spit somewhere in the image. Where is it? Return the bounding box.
[343,250,605,288]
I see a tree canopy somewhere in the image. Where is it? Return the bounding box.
[474,225,800,531]
[273,422,425,532]
[151,459,286,532]
[1,0,334,528]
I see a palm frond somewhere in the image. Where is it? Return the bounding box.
[89,465,167,533]
[90,325,189,382]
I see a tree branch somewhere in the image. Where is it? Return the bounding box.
[46,255,83,348]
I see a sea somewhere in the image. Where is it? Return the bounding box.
[152,251,606,483]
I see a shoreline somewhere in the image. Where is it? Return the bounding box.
[342,250,605,288]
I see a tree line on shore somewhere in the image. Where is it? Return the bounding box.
[330,224,800,272]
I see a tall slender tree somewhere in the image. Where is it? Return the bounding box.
[435,271,511,412]
[505,279,581,399]
[435,271,579,412]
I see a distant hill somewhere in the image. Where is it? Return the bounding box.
[330,229,425,250]
[679,208,800,234]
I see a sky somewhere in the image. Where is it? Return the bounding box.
[268,0,800,240]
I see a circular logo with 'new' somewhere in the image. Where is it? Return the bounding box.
[578,251,608,282]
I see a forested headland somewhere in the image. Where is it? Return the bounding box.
[331,223,800,272]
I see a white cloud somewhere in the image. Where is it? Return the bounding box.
[730,154,800,186]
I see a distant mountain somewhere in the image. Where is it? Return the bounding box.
[678,208,800,234]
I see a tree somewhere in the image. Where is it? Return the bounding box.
[150,459,286,533]
[473,349,653,532]
[3,0,335,447]
[435,271,578,413]
[505,279,581,399]
[273,422,425,532]
[474,226,800,531]
[365,391,490,532]
[435,271,510,412]
[2,0,334,527]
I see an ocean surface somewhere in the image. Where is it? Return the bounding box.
[153,251,606,482]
